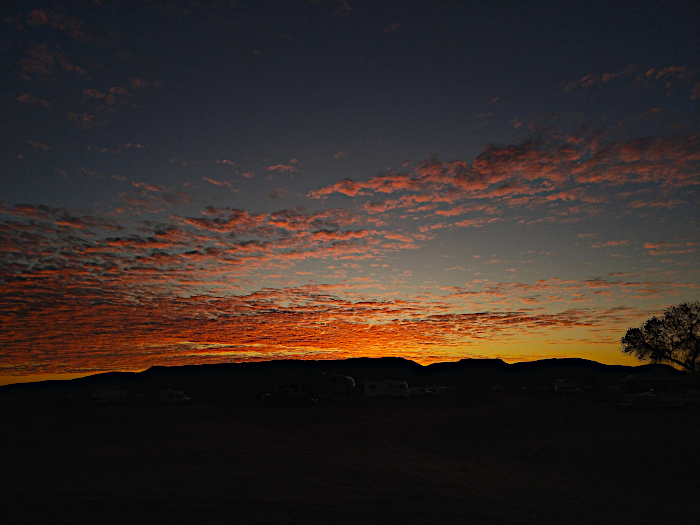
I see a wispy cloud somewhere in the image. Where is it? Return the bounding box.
[202,177,237,192]
[267,159,299,173]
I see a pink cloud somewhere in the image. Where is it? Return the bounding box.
[363,200,399,214]
[311,229,371,241]
[590,240,631,248]
[202,177,237,192]
[179,209,267,233]
[132,182,164,192]
[267,159,299,173]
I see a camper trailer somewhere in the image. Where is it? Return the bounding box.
[553,379,582,394]
[364,380,410,397]
[91,387,128,405]
[409,386,431,396]
[271,373,355,401]
[618,376,700,409]
[159,389,191,404]
[426,385,450,395]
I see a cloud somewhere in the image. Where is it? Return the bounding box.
[178,209,267,233]
[590,240,631,248]
[310,178,362,198]
[643,242,697,256]
[311,229,371,241]
[19,45,57,80]
[564,64,693,92]
[0,271,657,374]
[132,182,165,192]
[333,151,347,159]
[308,131,700,221]
[26,9,49,26]
[129,77,150,89]
[202,177,237,192]
[691,83,700,101]
[563,65,637,91]
[83,88,107,99]
[269,206,364,232]
[16,94,52,108]
[68,112,99,129]
[454,218,491,228]
[383,22,402,35]
[109,86,132,96]
[2,192,686,376]
[628,198,686,209]
[27,141,49,150]
[267,160,299,173]
[651,66,687,80]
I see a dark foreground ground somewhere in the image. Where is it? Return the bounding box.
[2,392,698,525]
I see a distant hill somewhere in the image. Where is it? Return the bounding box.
[0,357,684,405]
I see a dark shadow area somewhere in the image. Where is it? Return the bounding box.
[1,358,697,524]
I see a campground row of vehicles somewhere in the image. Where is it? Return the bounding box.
[85,375,700,410]
[90,387,191,405]
[261,373,452,406]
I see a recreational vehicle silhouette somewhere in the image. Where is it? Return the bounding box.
[91,387,128,405]
[265,372,355,404]
[159,389,191,404]
[364,380,410,397]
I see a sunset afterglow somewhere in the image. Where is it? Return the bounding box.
[1,1,698,384]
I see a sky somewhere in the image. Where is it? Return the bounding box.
[1,1,699,386]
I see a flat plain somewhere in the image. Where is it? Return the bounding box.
[1,390,698,525]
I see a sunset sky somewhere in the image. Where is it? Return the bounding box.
[1,1,699,385]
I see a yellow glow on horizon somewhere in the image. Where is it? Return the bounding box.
[0,372,102,388]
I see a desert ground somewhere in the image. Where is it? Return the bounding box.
[1,388,698,525]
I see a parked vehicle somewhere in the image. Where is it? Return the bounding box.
[409,386,430,396]
[426,385,450,395]
[553,379,582,394]
[91,387,128,405]
[262,389,316,407]
[618,376,700,409]
[271,373,355,401]
[159,389,191,404]
[365,380,410,397]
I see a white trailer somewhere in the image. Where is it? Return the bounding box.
[364,380,410,397]
[159,389,191,404]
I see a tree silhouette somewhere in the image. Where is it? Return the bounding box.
[621,301,700,373]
